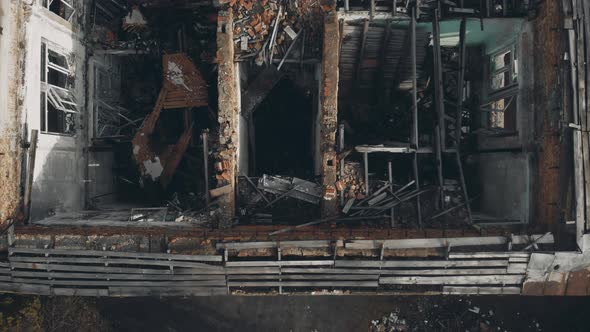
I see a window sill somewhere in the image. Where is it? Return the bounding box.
[38,7,75,33]
[40,131,76,138]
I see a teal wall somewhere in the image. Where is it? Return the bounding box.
[389,18,525,54]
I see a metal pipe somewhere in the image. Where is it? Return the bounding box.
[388,161,395,227]
[363,152,369,195]
[411,7,418,148]
[202,130,210,207]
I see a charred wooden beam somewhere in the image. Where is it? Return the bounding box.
[160,125,194,188]
[411,8,418,147]
[432,9,446,151]
[23,130,38,224]
[132,53,208,188]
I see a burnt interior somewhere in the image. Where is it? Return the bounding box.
[76,0,567,237]
[89,1,218,212]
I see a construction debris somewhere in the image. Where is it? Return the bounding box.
[229,0,321,64]
[337,161,365,201]
[345,180,428,225]
[370,311,408,332]
[131,53,208,187]
[258,174,322,205]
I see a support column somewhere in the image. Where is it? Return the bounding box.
[215,11,239,227]
[319,2,340,217]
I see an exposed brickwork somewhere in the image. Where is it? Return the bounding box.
[319,4,339,217]
[533,0,565,228]
[215,11,239,227]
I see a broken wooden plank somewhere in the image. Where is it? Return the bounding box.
[108,286,228,297]
[160,125,194,188]
[216,240,335,250]
[344,235,553,250]
[273,274,379,281]
[448,252,530,259]
[225,260,334,267]
[11,278,227,287]
[52,288,110,297]
[380,275,524,285]
[11,271,226,281]
[0,282,50,296]
[9,256,221,269]
[23,130,38,223]
[228,281,378,287]
[378,268,509,276]
[355,145,415,153]
[225,267,281,274]
[280,266,377,274]
[10,262,225,275]
[9,248,223,262]
[443,286,521,295]
[507,263,528,274]
[335,260,509,268]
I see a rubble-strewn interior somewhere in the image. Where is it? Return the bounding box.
[66,0,538,231]
[1,0,589,297]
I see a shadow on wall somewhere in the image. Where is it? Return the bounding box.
[29,135,84,222]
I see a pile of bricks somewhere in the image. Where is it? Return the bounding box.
[336,161,366,201]
[229,0,309,63]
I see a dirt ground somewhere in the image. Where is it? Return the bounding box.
[95,295,590,332]
[1,294,589,331]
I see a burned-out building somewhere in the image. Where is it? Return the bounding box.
[0,0,588,297]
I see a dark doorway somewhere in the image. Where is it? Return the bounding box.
[252,78,314,178]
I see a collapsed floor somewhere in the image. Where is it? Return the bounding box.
[1,0,588,296]
[67,0,561,235]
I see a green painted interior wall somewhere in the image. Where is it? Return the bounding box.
[389,18,525,54]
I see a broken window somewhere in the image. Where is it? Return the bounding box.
[42,0,76,22]
[490,46,518,91]
[487,95,517,131]
[40,42,77,134]
[484,45,518,132]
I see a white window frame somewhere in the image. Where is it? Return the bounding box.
[489,45,518,92]
[43,0,76,22]
[481,44,519,133]
[41,41,78,134]
[47,85,78,114]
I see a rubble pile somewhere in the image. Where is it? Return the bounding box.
[370,312,408,332]
[337,161,365,201]
[229,0,321,64]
